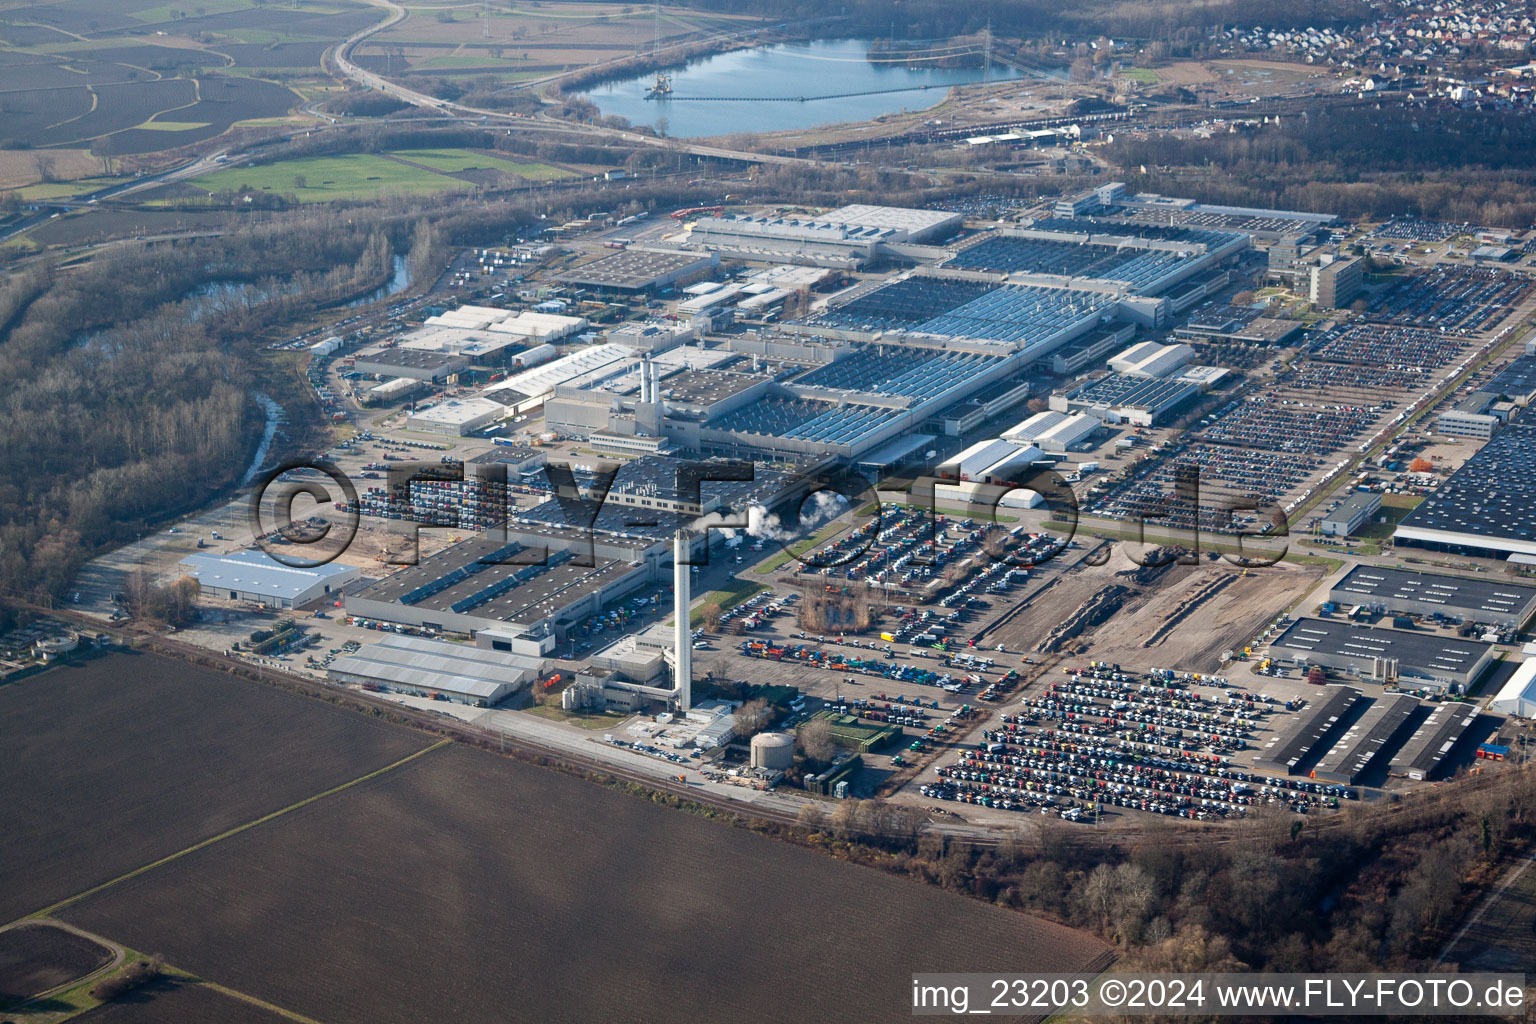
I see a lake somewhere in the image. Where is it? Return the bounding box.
[586,38,1020,138]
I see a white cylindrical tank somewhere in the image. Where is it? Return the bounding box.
[750,731,795,771]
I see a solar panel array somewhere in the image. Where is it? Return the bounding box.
[914,286,1108,347]
[449,549,574,614]
[949,234,1196,290]
[399,543,524,605]
[1399,422,1536,545]
[795,348,1002,400]
[807,277,1108,348]
[1025,217,1239,248]
[708,397,896,448]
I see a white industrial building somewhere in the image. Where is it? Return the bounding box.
[1491,660,1536,718]
[406,397,508,436]
[178,550,361,608]
[480,344,632,414]
[687,204,962,268]
[607,320,693,352]
[420,305,588,341]
[326,634,548,706]
[1002,410,1103,452]
[937,438,1021,482]
[364,377,424,406]
[1108,341,1196,378]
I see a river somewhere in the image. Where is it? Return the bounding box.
[586,38,1020,138]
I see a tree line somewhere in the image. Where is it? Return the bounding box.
[1108,103,1536,226]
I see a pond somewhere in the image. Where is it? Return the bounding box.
[586,38,1020,138]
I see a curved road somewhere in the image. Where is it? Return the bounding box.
[332,0,817,167]
[0,919,127,1008]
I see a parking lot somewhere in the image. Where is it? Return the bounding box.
[915,663,1357,824]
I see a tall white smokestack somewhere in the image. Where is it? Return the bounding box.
[673,532,691,711]
[650,359,662,407]
[639,355,652,404]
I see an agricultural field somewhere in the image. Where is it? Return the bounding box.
[0,0,381,182]
[59,742,1111,1023]
[0,651,434,923]
[355,1,763,79]
[178,148,570,202]
[0,922,112,1006]
[77,977,291,1023]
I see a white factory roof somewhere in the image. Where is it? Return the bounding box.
[179,550,360,600]
[368,377,417,397]
[744,264,838,289]
[1005,410,1102,448]
[809,204,963,239]
[978,443,1045,483]
[408,397,507,428]
[940,438,1020,479]
[328,634,545,698]
[422,306,586,340]
[395,327,518,358]
[1491,660,1536,717]
[487,343,631,402]
[1108,341,1196,378]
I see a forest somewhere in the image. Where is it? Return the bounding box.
[795,761,1535,978]
[1108,103,1536,226]
[0,213,432,606]
[691,0,1372,45]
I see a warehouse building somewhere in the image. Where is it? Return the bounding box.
[1389,701,1484,780]
[352,348,468,384]
[1480,353,1536,406]
[1329,565,1536,628]
[343,535,650,642]
[1270,617,1495,691]
[1395,421,1536,560]
[479,344,633,415]
[1490,659,1536,718]
[557,249,719,292]
[607,320,693,353]
[419,306,587,342]
[1318,491,1381,537]
[1108,341,1196,378]
[937,438,1020,482]
[1310,694,1420,785]
[686,204,961,268]
[950,220,1247,301]
[1252,685,1363,775]
[363,376,427,407]
[179,550,361,609]
[406,397,508,436]
[1002,410,1103,452]
[1049,325,1136,374]
[1049,373,1201,427]
[327,634,547,706]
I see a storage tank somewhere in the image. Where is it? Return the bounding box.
[750,731,795,771]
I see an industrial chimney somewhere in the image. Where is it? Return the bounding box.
[672,532,691,711]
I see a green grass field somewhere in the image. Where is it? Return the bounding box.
[1120,67,1160,84]
[391,147,571,179]
[185,149,569,202]
[690,579,768,626]
[187,153,474,201]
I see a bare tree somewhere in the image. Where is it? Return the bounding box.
[735,698,772,737]
[799,718,837,764]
